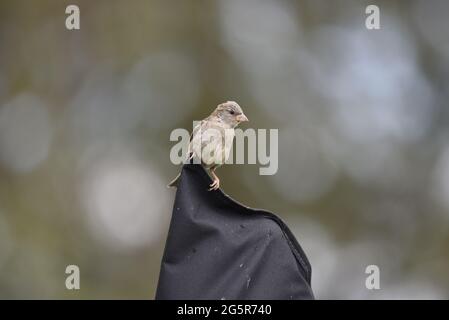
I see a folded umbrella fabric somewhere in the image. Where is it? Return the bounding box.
[156,164,314,300]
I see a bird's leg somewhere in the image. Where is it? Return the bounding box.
[208,168,220,191]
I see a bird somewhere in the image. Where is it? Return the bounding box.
[168,101,248,191]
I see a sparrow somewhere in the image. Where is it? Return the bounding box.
[168,101,249,191]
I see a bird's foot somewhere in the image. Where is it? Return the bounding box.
[209,178,220,191]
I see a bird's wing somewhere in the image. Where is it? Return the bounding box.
[196,121,230,167]
[187,120,204,160]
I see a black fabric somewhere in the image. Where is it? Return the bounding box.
[156,164,314,300]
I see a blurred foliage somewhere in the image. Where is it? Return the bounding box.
[0,0,449,299]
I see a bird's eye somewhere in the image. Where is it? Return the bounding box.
[229,110,235,115]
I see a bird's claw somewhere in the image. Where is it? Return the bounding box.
[209,179,220,191]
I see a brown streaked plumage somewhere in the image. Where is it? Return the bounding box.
[168,101,248,191]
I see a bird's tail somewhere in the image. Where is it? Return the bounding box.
[167,173,181,188]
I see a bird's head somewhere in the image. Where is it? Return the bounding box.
[213,101,248,128]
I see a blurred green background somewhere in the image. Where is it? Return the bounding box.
[1,0,449,299]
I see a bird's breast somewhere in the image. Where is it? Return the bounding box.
[191,127,235,167]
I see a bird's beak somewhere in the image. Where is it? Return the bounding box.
[237,113,249,122]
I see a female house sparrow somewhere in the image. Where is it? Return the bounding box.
[168,101,248,191]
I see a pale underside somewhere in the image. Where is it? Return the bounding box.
[189,120,235,169]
